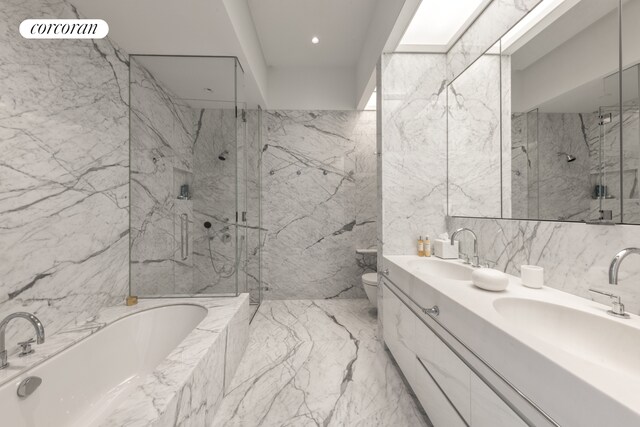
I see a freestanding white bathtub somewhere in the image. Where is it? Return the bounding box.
[0,296,249,427]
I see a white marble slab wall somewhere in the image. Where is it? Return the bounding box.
[244,109,264,304]
[622,106,640,223]
[379,53,448,259]
[447,0,542,82]
[262,110,376,300]
[539,112,594,221]
[511,113,530,218]
[509,111,629,222]
[192,109,239,295]
[501,54,513,218]
[0,0,129,343]
[378,53,448,339]
[446,216,640,314]
[448,54,502,218]
[129,58,198,296]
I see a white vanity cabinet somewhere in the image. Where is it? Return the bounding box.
[470,374,527,427]
[383,281,528,427]
[381,282,416,379]
[414,312,471,425]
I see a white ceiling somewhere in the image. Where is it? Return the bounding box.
[72,0,414,110]
[398,0,488,50]
[132,56,238,109]
[72,0,268,108]
[248,0,377,68]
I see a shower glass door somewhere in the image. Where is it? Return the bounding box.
[129,55,261,302]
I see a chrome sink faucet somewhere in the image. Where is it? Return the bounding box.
[0,312,45,369]
[589,248,640,319]
[609,248,640,285]
[451,228,480,268]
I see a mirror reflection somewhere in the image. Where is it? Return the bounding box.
[447,0,640,224]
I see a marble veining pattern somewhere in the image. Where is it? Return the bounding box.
[509,109,640,223]
[129,58,198,296]
[98,296,249,427]
[448,53,502,218]
[379,53,448,256]
[0,0,129,344]
[212,299,429,427]
[446,216,640,314]
[262,111,376,300]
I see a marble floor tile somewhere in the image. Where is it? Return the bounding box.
[213,299,429,427]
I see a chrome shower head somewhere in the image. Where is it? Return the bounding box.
[558,152,576,163]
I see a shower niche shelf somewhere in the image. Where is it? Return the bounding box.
[173,167,193,201]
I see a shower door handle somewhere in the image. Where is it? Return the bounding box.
[180,213,188,260]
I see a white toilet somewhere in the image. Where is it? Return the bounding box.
[362,272,378,306]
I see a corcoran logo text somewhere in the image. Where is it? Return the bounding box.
[20,19,109,39]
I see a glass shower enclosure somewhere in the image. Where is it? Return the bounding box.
[128,55,262,311]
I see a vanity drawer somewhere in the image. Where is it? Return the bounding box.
[414,316,471,424]
[382,284,416,378]
[471,373,527,427]
[413,355,468,427]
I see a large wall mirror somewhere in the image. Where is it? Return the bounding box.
[448,0,640,224]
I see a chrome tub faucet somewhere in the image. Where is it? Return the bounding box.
[0,312,45,369]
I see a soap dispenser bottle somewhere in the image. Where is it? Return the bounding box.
[424,236,431,257]
[418,236,425,257]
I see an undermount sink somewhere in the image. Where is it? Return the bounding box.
[407,258,473,281]
[494,298,640,378]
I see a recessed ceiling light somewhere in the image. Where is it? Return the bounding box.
[311,36,319,44]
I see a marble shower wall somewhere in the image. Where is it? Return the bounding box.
[622,106,640,223]
[379,53,448,259]
[192,108,238,295]
[511,112,597,221]
[243,109,264,304]
[262,110,376,300]
[130,59,241,296]
[510,110,640,223]
[129,58,198,296]
[0,0,129,342]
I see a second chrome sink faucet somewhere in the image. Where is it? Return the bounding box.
[451,228,480,268]
[590,247,640,319]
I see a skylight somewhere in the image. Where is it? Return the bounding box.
[364,88,376,111]
[399,0,487,49]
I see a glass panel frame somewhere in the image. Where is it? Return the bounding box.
[128,55,258,299]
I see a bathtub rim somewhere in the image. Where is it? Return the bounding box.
[0,301,209,389]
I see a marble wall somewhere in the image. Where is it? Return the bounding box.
[511,112,596,221]
[129,58,199,296]
[262,110,376,300]
[510,109,640,223]
[192,108,239,295]
[379,53,448,258]
[243,109,264,304]
[0,0,129,343]
[447,216,640,314]
[448,54,503,218]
